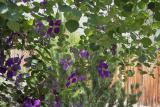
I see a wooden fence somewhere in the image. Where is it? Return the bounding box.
[124,66,160,107]
[11,50,160,107]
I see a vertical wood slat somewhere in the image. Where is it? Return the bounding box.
[124,65,160,107]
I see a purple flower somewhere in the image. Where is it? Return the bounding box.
[44,28,53,38]
[60,58,73,71]
[51,79,61,107]
[22,98,33,107]
[65,72,77,87]
[6,58,14,67]
[49,20,54,26]
[51,78,58,95]
[78,75,86,81]
[55,20,61,26]
[7,71,15,78]
[22,0,28,3]
[6,56,22,67]
[54,27,60,34]
[0,66,7,74]
[6,66,19,79]
[5,56,23,79]
[79,49,89,59]
[12,64,21,71]
[47,27,53,35]
[98,61,110,78]
[34,99,41,107]
[45,19,61,37]
[68,72,76,80]
[40,0,47,6]
[54,96,61,107]
[65,81,70,87]
[65,72,85,87]
[22,97,41,107]
[35,21,44,33]
[22,0,32,3]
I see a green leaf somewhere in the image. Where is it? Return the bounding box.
[138,54,147,63]
[141,37,152,48]
[89,43,100,51]
[114,0,124,7]
[152,22,160,30]
[139,70,147,75]
[27,19,34,26]
[154,11,160,21]
[59,5,72,12]
[130,33,137,40]
[142,0,149,3]
[7,20,20,32]
[88,14,109,25]
[0,0,6,3]
[138,1,146,9]
[143,63,150,67]
[65,20,79,33]
[131,83,140,89]
[0,17,6,27]
[127,70,135,77]
[123,2,133,13]
[99,0,112,5]
[60,5,82,20]
[149,73,155,79]
[155,33,160,41]
[31,59,38,65]
[0,2,8,14]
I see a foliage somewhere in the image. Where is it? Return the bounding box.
[0,0,160,107]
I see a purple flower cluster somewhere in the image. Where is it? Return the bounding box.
[65,72,85,87]
[40,0,47,6]
[22,0,29,3]
[60,58,73,71]
[98,61,110,78]
[22,0,33,3]
[35,21,45,35]
[35,19,61,38]
[2,33,19,49]
[51,79,62,107]
[79,49,89,59]
[54,96,61,107]
[0,56,23,79]
[23,98,41,107]
[45,19,61,38]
